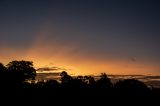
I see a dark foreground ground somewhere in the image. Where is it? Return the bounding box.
[0,81,160,105]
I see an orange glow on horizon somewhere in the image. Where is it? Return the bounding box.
[0,30,160,76]
[1,47,160,76]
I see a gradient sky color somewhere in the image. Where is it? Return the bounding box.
[0,0,160,75]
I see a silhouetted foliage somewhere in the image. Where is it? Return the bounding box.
[60,71,72,84]
[0,63,6,72]
[45,80,60,89]
[85,76,96,89]
[0,60,159,105]
[114,79,150,95]
[6,60,36,83]
[97,73,112,89]
[0,63,8,83]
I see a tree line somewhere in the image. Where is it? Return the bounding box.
[0,60,159,104]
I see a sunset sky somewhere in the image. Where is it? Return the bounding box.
[0,0,160,75]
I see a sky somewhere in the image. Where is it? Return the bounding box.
[0,0,160,75]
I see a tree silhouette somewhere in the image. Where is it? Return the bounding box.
[45,80,60,89]
[0,63,8,84]
[114,79,150,95]
[0,60,159,105]
[97,73,112,89]
[0,63,6,71]
[60,71,72,84]
[0,63,7,76]
[6,60,36,83]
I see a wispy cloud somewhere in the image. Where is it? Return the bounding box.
[36,66,68,73]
